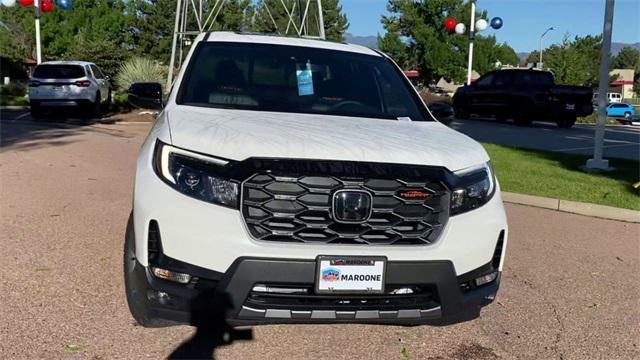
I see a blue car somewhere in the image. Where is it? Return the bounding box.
[606,103,635,119]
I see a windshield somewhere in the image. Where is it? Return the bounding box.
[177,42,431,121]
[33,65,86,79]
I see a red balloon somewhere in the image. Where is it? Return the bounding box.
[40,0,53,12]
[18,0,34,6]
[443,17,456,31]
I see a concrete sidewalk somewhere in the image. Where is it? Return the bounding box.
[502,192,640,223]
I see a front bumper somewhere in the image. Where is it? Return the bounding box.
[138,256,501,327]
[30,99,95,107]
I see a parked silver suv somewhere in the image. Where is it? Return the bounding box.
[28,61,111,118]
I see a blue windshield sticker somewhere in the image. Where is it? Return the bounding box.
[296,69,314,96]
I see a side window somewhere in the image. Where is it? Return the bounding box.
[475,73,494,87]
[515,72,552,85]
[90,65,104,79]
[493,72,513,86]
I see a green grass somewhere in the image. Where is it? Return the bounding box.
[483,143,640,211]
[577,113,620,124]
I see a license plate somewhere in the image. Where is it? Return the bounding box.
[565,103,576,110]
[315,256,386,294]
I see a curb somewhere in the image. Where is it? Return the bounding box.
[0,106,29,110]
[502,192,640,223]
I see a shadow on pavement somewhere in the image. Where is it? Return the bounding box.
[0,108,133,152]
[168,292,253,360]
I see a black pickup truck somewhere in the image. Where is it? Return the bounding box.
[453,69,593,128]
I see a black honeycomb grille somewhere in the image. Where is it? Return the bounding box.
[241,173,449,245]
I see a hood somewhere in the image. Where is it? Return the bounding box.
[165,105,488,172]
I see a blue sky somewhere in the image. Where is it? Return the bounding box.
[341,0,640,52]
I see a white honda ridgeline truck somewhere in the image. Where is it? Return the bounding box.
[124,32,508,327]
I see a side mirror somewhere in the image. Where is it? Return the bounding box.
[128,82,163,109]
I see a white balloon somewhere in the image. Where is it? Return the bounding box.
[1,0,17,6]
[475,19,489,32]
[455,23,466,35]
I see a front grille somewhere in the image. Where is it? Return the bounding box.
[245,284,439,312]
[241,167,449,245]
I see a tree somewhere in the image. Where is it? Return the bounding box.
[524,51,540,66]
[380,0,518,83]
[320,0,349,41]
[0,6,40,62]
[64,36,129,78]
[131,0,250,64]
[377,31,410,68]
[542,34,602,87]
[248,0,348,41]
[0,1,132,75]
[211,0,251,32]
[611,46,640,70]
[39,0,134,60]
[473,35,520,74]
[130,0,184,65]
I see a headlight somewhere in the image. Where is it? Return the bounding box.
[153,141,239,208]
[450,161,496,216]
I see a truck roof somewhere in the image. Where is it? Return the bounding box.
[37,61,96,66]
[201,31,381,57]
[492,68,551,74]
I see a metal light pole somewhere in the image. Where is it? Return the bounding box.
[317,0,325,39]
[539,27,553,69]
[34,0,42,64]
[586,0,615,171]
[466,0,476,85]
[166,0,183,91]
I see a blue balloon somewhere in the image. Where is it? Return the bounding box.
[490,17,503,30]
[56,0,71,10]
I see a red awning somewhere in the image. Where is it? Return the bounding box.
[403,70,419,78]
[610,80,633,86]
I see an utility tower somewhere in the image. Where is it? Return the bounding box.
[167,0,326,90]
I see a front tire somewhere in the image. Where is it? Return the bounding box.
[102,89,112,112]
[88,92,101,118]
[30,102,44,119]
[624,112,631,119]
[495,113,508,123]
[513,107,533,127]
[453,100,471,119]
[123,213,171,328]
[556,115,576,129]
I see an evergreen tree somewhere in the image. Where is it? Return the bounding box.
[381,0,519,83]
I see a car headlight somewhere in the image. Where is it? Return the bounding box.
[153,140,239,208]
[450,161,496,216]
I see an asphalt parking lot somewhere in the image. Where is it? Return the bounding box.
[451,118,640,161]
[0,115,638,359]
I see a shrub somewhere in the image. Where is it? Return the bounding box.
[0,82,28,106]
[419,89,452,105]
[115,57,166,91]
